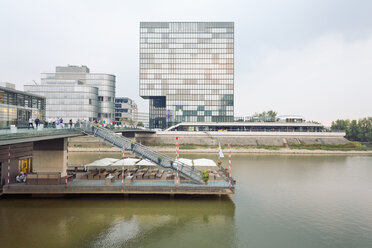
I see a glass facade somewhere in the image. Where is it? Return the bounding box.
[140,22,234,129]
[24,82,98,122]
[115,97,138,125]
[0,86,45,128]
[24,66,115,123]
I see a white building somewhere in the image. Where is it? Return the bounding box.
[24,65,115,123]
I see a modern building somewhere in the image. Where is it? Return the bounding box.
[0,83,45,128]
[137,112,150,128]
[165,122,323,132]
[115,97,138,125]
[140,22,234,129]
[24,65,115,123]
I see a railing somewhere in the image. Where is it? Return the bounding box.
[80,122,204,184]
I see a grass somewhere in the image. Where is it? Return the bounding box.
[289,141,372,151]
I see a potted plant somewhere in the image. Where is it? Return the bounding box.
[157,156,162,164]
[202,170,209,185]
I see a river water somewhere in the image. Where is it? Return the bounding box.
[1,153,372,248]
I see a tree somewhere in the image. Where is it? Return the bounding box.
[331,117,372,142]
[253,110,277,122]
[137,122,144,127]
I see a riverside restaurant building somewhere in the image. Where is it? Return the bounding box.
[165,122,323,132]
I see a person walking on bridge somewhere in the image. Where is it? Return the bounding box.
[35,117,40,129]
[28,117,34,129]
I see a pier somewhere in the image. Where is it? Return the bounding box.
[0,122,235,196]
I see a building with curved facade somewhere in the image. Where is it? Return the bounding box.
[24,65,115,123]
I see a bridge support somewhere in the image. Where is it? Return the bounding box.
[32,138,68,177]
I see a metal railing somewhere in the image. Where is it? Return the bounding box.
[80,121,204,184]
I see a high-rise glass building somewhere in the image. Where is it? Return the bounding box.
[140,22,234,129]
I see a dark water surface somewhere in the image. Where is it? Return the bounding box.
[1,153,372,248]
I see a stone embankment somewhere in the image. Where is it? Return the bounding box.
[136,131,349,146]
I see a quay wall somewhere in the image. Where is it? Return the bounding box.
[68,131,348,147]
[135,131,348,146]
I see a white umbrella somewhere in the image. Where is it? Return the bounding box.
[112,158,140,166]
[178,158,193,166]
[136,159,157,167]
[193,158,217,169]
[86,158,119,167]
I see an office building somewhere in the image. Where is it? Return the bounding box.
[137,112,150,128]
[24,65,115,123]
[115,97,138,125]
[140,22,234,129]
[0,83,45,128]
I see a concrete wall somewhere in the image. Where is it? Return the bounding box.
[135,131,349,146]
[32,138,67,177]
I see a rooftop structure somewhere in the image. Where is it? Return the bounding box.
[140,22,234,129]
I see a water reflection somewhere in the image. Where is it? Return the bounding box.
[0,196,236,248]
[2,153,372,248]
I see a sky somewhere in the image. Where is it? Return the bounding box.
[1,0,371,125]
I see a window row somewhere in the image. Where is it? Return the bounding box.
[167,105,234,111]
[140,69,233,74]
[140,63,233,69]
[140,79,233,84]
[166,100,234,106]
[140,53,233,59]
[140,27,234,33]
[140,84,233,90]
[140,43,233,49]
[0,90,45,110]
[140,38,233,44]
[140,74,234,80]
[140,33,234,39]
[140,59,234,64]
[140,89,234,96]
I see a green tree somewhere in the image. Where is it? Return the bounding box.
[137,122,144,127]
[253,110,277,122]
[331,117,372,142]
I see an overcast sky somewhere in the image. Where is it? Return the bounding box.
[1,0,371,125]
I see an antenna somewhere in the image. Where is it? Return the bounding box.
[33,80,38,85]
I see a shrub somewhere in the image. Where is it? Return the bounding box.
[202,170,209,184]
